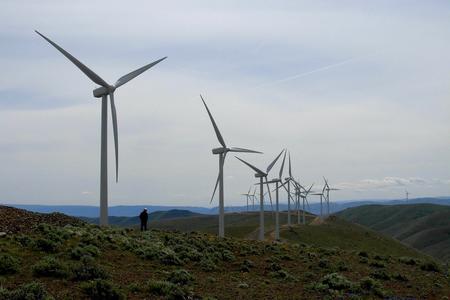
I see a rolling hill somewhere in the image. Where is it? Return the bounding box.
[81,209,203,226]
[337,204,450,262]
[0,205,448,299]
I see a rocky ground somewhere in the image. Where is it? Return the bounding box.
[0,205,85,234]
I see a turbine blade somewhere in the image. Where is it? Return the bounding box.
[288,152,292,178]
[229,147,262,154]
[267,149,284,173]
[200,95,226,148]
[114,57,167,88]
[210,171,220,204]
[235,156,266,175]
[35,30,109,87]
[279,149,286,180]
[110,92,119,182]
[264,177,273,213]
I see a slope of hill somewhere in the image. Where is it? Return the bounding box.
[337,204,450,262]
[81,209,203,226]
[0,207,448,299]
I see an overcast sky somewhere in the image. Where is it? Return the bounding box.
[1,0,449,207]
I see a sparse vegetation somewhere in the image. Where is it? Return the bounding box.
[0,207,449,299]
[0,254,20,275]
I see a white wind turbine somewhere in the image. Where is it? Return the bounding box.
[201,95,261,238]
[241,186,252,212]
[261,149,287,240]
[323,177,340,216]
[36,31,166,226]
[235,150,284,241]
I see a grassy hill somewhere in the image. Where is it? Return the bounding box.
[0,206,449,299]
[81,209,204,227]
[337,204,450,262]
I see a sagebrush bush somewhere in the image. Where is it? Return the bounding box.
[81,279,125,300]
[70,244,100,260]
[420,261,441,272]
[33,238,60,253]
[370,270,390,280]
[5,281,50,300]
[73,256,109,281]
[32,256,69,278]
[148,280,190,299]
[398,256,418,265]
[320,273,353,290]
[199,257,218,272]
[167,269,194,285]
[0,254,20,275]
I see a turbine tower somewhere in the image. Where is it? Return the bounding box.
[201,95,261,238]
[36,31,166,226]
[284,152,295,226]
[311,191,325,219]
[235,150,284,240]
[405,190,409,202]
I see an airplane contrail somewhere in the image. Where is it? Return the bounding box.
[254,52,379,89]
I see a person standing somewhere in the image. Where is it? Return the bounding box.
[139,208,148,231]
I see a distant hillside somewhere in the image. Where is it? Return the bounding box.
[337,204,450,262]
[7,196,450,217]
[81,209,203,226]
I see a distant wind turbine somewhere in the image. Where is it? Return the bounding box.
[262,149,287,240]
[235,150,285,240]
[201,95,261,238]
[35,31,166,226]
[241,186,252,212]
[405,190,409,202]
[323,177,340,216]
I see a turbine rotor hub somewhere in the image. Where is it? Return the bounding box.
[93,85,116,98]
[212,147,228,154]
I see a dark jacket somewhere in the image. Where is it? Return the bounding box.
[139,210,148,223]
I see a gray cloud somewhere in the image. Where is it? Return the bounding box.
[0,1,449,205]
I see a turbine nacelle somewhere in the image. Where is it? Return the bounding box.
[212,147,228,154]
[93,85,116,98]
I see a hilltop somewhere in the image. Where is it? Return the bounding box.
[0,206,448,299]
[81,209,203,227]
[337,204,450,262]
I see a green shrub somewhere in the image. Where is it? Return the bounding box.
[398,256,418,265]
[358,251,368,258]
[336,261,349,271]
[167,269,194,285]
[359,257,368,264]
[70,245,100,260]
[0,254,20,275]
[148,280,189,299]
[370,270,390,280]
[320,273,353,290]
[199,258,218,272]
[221,250,235,262]
[81,279,125,300]
[15,235,32,247]
[359,277,387,297]
[369,260,386,268]
[420,261,441,272]
[240,259,254,272]
[392,272,408,282]
[73,256,109,281]
[33,238,60,253]
[270,269,297,282]
[318,259,329,268]
[160,249,183,266]
[7,282,50,300]
[237,282,249,289]
[32,256,69,278]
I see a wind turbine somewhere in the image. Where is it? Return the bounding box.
[35,31,166,226]
[241,186,252,212]
[323,177,340,216]
[251,187,257,211]
[284,152,295,226]
[261,149,287,240]
[311,190,325,219]
[201,95,261,238]
[299,183,314,225]
[405,190,409,202]
[235,150,285,241]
